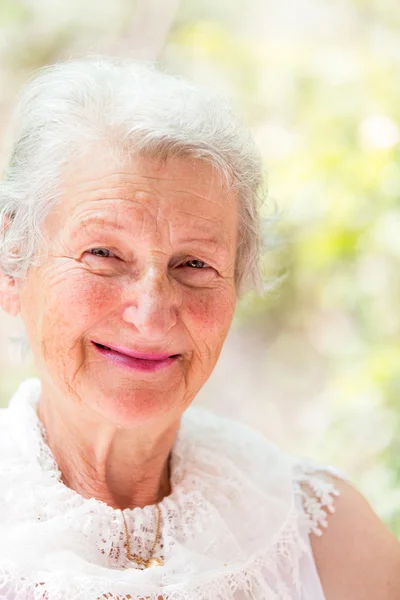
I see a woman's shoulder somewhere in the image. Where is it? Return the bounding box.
[189,409,400,598]
[291,457,344,535]
[292,459,400,599]
[187,407,345,541]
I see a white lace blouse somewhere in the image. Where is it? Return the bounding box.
[0,378,342,600]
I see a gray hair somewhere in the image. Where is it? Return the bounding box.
[0,56,267,302]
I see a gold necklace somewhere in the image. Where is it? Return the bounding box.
[122,505,164,568]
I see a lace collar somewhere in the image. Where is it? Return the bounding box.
[0,377,308,600]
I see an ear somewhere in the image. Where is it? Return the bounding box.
[0,269,21,317]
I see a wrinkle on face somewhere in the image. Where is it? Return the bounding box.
[18,152,239,508]
[20,150,238,432]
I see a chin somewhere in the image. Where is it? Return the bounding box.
[91,377,186,428]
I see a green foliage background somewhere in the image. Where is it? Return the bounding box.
[1,0,400,533]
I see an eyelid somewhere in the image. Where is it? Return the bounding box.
[86,248,216,271]
[184,259,211,268]
[87,247,118,258]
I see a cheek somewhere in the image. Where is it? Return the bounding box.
[40,272,119,349]
[184,288,236,347]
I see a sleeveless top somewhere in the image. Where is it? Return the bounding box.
[0,378,342,600]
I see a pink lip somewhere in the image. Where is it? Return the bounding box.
[92,341,176,361]
[91,341,179,373]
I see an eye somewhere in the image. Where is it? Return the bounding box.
[87,247,117,259]
[185,259,209,269]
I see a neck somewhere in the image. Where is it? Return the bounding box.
[37,387,179,510]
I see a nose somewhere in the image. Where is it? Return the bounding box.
[122,266,179,341]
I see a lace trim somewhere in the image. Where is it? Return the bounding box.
[292,459,345,536]
[0,378,337,600]
[0,507,309,600]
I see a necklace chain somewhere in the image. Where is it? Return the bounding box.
[121,505,164,568]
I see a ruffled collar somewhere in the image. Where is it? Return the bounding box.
[0,377,307,600]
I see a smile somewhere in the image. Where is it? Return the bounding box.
[92,342,180,372]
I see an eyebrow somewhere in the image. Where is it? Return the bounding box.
[68,218,126,237]
[69,218,228,251]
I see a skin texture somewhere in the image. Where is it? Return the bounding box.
[0,151,238,509]
[310,477,400,599]
[1,150,400,598]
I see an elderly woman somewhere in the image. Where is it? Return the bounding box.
[0,57,398,600]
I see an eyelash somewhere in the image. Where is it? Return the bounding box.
[87,248,211,270]
[88,248,117,259]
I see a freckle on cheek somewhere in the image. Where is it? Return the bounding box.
[190,298,227,332]
[67,283,114,320]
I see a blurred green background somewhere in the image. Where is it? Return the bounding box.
[1,0,400,533]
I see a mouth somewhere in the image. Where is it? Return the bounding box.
[91,341,181,372]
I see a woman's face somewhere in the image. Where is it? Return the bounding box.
[16,151,238,426]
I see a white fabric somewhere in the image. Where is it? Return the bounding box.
[0,377,341,600]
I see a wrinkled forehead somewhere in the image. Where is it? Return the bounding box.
[45,149,239,244]
[61,147,233,198]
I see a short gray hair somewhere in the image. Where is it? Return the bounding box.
[0,56,267,296]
